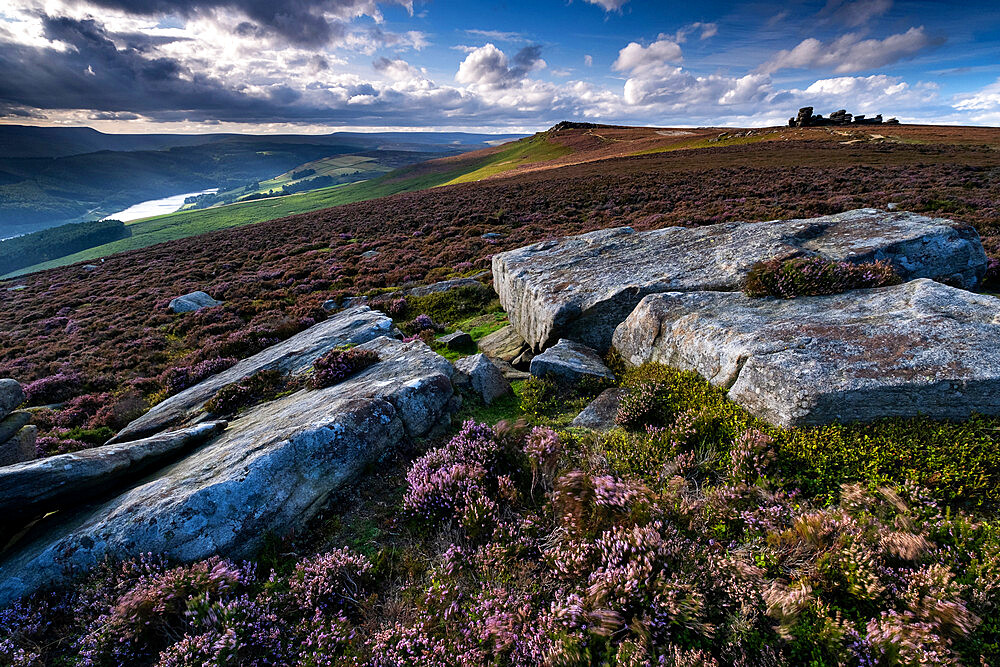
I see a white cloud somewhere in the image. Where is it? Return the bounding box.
[584,54,593,67]
[612,37,683,74]
[465,29,527,43]
[583,0,629,11]
[612,37,772,109]
[455,43,545,89]
[762,27,938,74]
[674,22,718,43]
[953,77,1000,111]
[794,74,938,113]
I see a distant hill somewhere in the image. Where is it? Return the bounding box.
[0,125,523,160]
[0,125,525,238]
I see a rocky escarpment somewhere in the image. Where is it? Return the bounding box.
[493,209,987,352]
[612,279,1000,427]
[0,335,457,606]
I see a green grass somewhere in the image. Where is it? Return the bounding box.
[630,131,779,156]
[440,133,572,185]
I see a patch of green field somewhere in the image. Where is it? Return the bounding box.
[630,131,780,156]
[440,133,572,185]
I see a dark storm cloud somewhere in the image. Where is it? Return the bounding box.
[0,15,301,121]
[80,0,389,47]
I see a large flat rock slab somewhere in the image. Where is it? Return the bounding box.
[110,306,394,443]
[611,279,1000,428]
[493,209,987,352]
[0,337,455,605]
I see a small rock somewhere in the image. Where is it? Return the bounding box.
[0,379,25,420]
[83,264,98,271]
[0,411,31,446]
[6,285,26,292]
[454,354,512,405]
[169,291,222,314]
[321,299,339,312]
[492,359,531,382]
[438,330,473,350]
[887,203,899,211]
[478,326,528,363]
[0,426,36,468]
[570,389,626,431]
[360,250,380,259]
[481,232,504,240]
[511,349,534,370]
[530,339,615,385]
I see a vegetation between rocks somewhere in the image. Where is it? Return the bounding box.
[743,256,902,298]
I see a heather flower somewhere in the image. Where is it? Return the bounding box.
[289,548,372,612]
[743,255,902,298]
[310,346,379,389]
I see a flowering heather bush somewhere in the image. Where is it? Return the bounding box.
[22,371,81,405]
[743,255,902,298]
[158,357,237,395]
[204,369,283,415]
[405,313,442,335]
[309,347,379,389]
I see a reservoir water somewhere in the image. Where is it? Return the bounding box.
[102,189,217,222]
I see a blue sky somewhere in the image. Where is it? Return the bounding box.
[1,0,998,132]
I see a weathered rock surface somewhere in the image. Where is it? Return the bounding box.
[454,354,511,405]
[493,209,988,352]
[110,306,394,444]
[612,279,1000,428]
[0,422,225,525]
[168,291,222,314]
[0,425,36,468]
[570,388,625,431]
[0,411,31,446]
[0,380,24,420]
[439,330,473,350]
[0,336,456,605]
[530,339,615,385]
[477,325,529,363]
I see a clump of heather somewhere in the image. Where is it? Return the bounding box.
[616,381,670,428]
[743,255,902,298]
[158,357,237,395]
[402,420,526,538]
[405,313,442,335]
[204,369,283,415]
[310,347,379,389]
[22,371,82,405]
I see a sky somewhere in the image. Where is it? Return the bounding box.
[0,0,998,134]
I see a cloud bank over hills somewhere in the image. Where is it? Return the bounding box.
[0,0,998,131]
